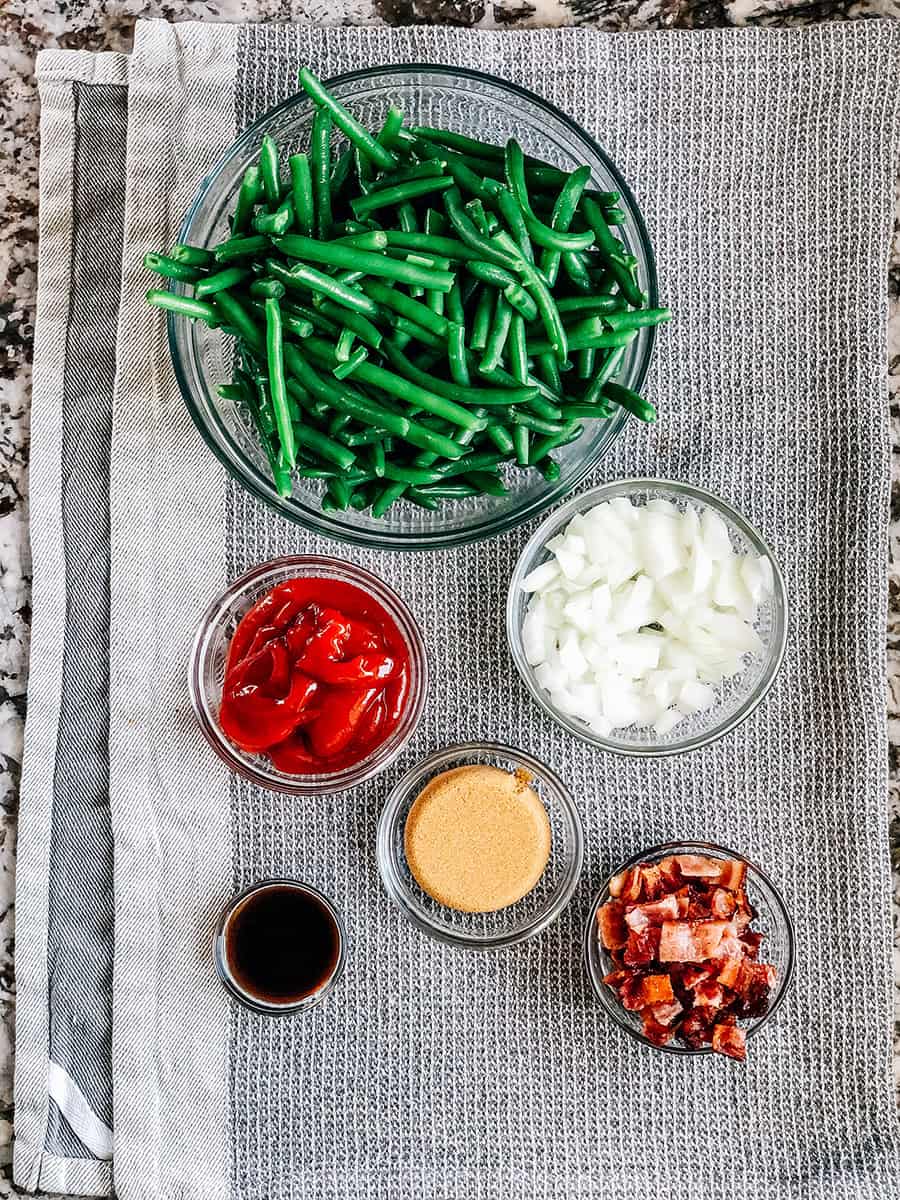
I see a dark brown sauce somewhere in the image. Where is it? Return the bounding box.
[225,884,340,1005]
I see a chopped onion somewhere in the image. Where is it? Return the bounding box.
[519,496,773,736]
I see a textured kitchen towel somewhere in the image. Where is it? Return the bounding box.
[19,15,900,1200]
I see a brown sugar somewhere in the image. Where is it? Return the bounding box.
[404,764,552,913]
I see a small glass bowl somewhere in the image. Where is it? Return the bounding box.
[376,742,584,950]
[169,65,658,550]
[506,479,788,756]
[584,841,795,1055]
[213,878,347,1015]
[188,555,427,795]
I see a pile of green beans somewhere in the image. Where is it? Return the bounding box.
[145,68,670,516]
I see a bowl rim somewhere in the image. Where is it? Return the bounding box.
[506,477,790,757]
[583,839,796,1055]
[168,63,659,551]
[376,740,585,950]
[188,554,428,795]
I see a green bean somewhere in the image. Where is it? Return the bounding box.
[604,207,626,225]
[333,346,369,380]
[292,420,356,469]
[537,457,561,481]
[527,319,634,357]
[330,148,354,201]
[275,234,455,291]
[507,312,528,384]
[528,419,584,463]
[282,312,314,339]
[504,141,595,252]
[404,488,441,511]
[327,411,353,436]
[424,208,447,236]
[358,278,451,337]
[604,306,672,331]
[342,359,486,432]
[512,424,529,467]
[561,250,594,293]
[259,135,281,207]
[467,260,517,289]
[382,463,444,485]
[335,327,356,362]
[342,427,391,447]
[371,481,407,518]
[316,301,383,350]
[144,252,203,283]
[539,164,590,286]
[266,259,379,317]
[444,155,501,202]
[524,393,564,421]
[470,288,494,352]
[232,164,262,233]
[448,322,470,386]
[296,466,338,479]
[383,231,477,261]
[369,161,448,192]
[353,144,374,193]
[326,477,353,510]
[577,347,596,380]
[298,68,398,171]
[537,352,563,395]
[376,105,404,150]
[170,242,214,267]
[243,377,293,496]
[485,423,515,455]
[464,470,508,496]
[480,295,513,374]
[581,197,645,306]
[332,230,389,251]
[556,295,622,317]
[561,402,614,420]
[602,379,657,422]
[263,298,296,466]
[383,314,444,350]
[194,266,250,297]
[214,234,269,262]
[214,291,264,352]
[350,173,446,216]
[511,409,565,435]
[146,289,218,323]
[443,187,521,270]
[410,126,504,161]
[253,197,294,235]
[382,339,539,407]
[289,153,314,235]
[249,277,286,300]
[446,281,465,326]
[495,186,534,263]
[370,440,387,478]
[311,108,333,239]
[417,481,480,499]
[513,253,567,363]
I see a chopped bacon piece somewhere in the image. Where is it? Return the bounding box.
[674,854,722,879]
[608,870,626,898]
[680,1008,715,1048]
[623,925,661,967]
[597,900,628,950]
[648,999,683,1026]
[712,1022,747,1061]
[717,859,747,891]
[732,961,776,1017]
[619,973,648,1011]
[657,856,683,890]
[639,974,675,1005]
[638,863,665,899]
[641,1013,677,1046]
[715,934,746,961]
[739,930,764,959]
[691,980,725,1009]
[673,887,692,918]
[677,964,713,990]
[626,892,682,928]
[602,968,630,990]
[716,957,743,989]
[619,867,644,903]
[710,887,737,918]
[658,919,733,963]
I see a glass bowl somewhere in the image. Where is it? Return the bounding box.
[169,64,659,550]
[376,742,584,949]
[506,479,788,756]
[188,555,427,795]
[584,841,795,1055]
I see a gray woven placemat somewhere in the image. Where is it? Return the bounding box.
[17,17,900,1200]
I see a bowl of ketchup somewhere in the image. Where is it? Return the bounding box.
[189,556,427,794]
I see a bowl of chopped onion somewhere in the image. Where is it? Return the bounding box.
[506,479,788,756]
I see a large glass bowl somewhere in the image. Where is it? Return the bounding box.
[507,479,788,756]
[584,841,795,1056]
[169,65,659,550]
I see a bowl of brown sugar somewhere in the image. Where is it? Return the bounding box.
[377,743,584,949]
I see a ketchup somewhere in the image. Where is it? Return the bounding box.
[220,577,411,774]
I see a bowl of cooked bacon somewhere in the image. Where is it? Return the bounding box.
[585,842,794,1060]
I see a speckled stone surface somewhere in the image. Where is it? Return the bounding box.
[1,3,899,1196]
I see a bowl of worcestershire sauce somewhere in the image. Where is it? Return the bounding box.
[214,879,346,1014]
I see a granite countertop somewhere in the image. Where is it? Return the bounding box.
[1,2,899,1196]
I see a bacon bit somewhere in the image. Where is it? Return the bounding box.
[623,926,661,967]
[674,854,722,878]
[639,974,675,1005]
[641,1013,678,1046]
[648,999,683,1027]
[717,859,747,891]
[716,957,743,989]
[597,851,777,1060]
[597,900,628,950]
[619,867,644,903]
[710,887,737,919]
[712,1022,747,1061]
[608,870,627,898]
